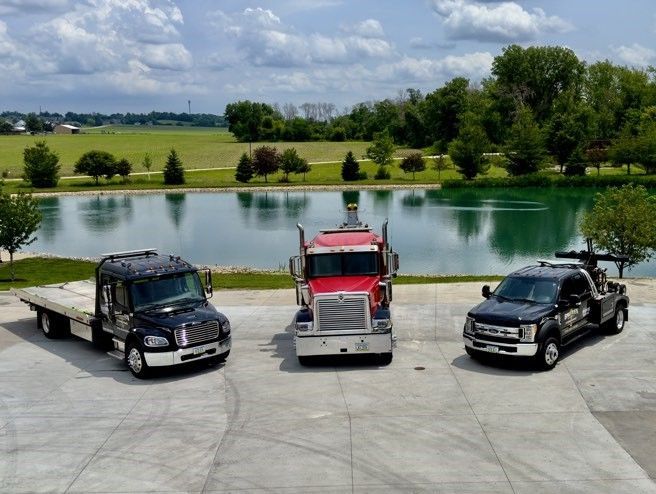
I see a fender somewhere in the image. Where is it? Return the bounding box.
[536,319,560,344]
[132,326,173,353]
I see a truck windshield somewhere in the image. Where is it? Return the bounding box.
[494,277,557,304]
[130,272,205,311]
[308,252,378,278]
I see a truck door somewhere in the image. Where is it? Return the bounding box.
[101,276,131,340]
[559,273,591,336]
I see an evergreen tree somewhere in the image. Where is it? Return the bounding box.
[449,113,490,180]
[163,148,185,185]
[341,151,360,181]
[504,107,546,176]
[235,152,254,183]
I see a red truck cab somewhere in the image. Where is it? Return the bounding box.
[289,204,399,364]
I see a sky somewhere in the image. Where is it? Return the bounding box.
[1,0,655,116]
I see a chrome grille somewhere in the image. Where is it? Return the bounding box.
[316,296,369,332]
[474,322,519,339]
[175,321,220,347]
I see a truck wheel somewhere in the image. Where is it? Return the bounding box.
[379,352,393,365]
[298,356,312,366]
[604,306,625,335]
[465,346,479,359]
[536,337,560,371]
[125,341,150,379]
[39,310,60,339]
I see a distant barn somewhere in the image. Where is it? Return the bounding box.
[54,124,80,134]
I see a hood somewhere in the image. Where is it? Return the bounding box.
[469,297,555,326]
[133,301,219,330]
[308,276,379,297]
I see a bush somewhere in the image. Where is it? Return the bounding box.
[74,150,116,185]
[235,153,254,183]
[163,148,185,185]
[374,166,391,180]
[115,158,132,182]
[341,151,360,181]
[442,173,656,189]
[23,141,61,188]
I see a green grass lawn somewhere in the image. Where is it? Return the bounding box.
[0,128,374,177]
[0,257,503,291]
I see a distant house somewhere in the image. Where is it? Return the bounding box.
[54,124,80,134]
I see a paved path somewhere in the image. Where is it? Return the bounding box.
[1,282,655,493]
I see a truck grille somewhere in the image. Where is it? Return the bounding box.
[174,321,220,347]
[474,322,519,340]
[316,296,369,332]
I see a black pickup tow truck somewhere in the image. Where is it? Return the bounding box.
[463,242,629,370]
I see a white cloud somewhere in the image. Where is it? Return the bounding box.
[431,0,572,42]
[0,0,71,15]
[377,52,494,82]
[613,43,656,67]
[214,8,393,67]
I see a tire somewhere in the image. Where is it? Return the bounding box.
[39,310,60,339]
[298,355,312,366]
[604,306,625,335]
[125,341,150,379]
[536,336,560,371]
[465,346,482,360]
[379,352,393,365]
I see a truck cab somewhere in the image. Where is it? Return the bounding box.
[463,259,629,370]
[289,204,399,364]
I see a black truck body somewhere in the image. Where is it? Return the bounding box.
[12,249,231,378]
[463,249,629,370]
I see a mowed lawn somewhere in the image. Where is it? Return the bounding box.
[0,126,373,176]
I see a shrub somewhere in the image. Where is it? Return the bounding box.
[163,148,185,185]
[74,150,116,185]
[341,151,360,181]
[235,153,254,183]
[23,141,61,188]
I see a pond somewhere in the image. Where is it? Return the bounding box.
[31,188,655,277]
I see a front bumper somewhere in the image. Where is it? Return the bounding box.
[145,336,231,367]
[295,332,392,357]
[463,334,538,357]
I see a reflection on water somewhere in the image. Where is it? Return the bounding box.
[31,188,654,277]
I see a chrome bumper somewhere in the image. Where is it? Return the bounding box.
[463,334,538,357]
[145,337,231,367]
[295,332,393,357]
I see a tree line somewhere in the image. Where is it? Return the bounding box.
[225,44,656,178]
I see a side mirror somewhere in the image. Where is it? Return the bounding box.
[204,269,213,298]
[482,285,491,299]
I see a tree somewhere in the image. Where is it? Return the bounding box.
[25,113,43,133]
[399,152,426,180]
[74,150,117,185]
[432,154,449,180]
[341,151,361,181]
[294,157,311,181]
[581,184,656,278]
[279,148,304,182]
[224,100,276,142]
[0,192,42,280]
[503,107,546,176]
[608,132,640,175]
[449,114,490,180]
[0,120,12,134]
[585,143,609,176]
[163,148,185,185]
[252,146,280,183]
[235,152,254,183]
[115,158,132,182]
[23,140,61,188]
[142,153,153,181]
[366,131,395,180]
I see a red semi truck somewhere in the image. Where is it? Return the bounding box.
[289,204,399,364]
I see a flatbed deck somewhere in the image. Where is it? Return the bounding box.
[11,279,97,325]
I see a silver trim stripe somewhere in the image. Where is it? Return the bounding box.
[174,321,220,347]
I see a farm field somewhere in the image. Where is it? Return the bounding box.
[0,126,373,176]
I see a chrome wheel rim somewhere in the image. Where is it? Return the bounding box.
[616,310,624,330]
[41,313,50,334]
[544,342,559,366]
[127,347,142,374]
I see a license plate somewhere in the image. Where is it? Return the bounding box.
[193,345,207,355]
[355,342,369,352]
[486,345,499,353]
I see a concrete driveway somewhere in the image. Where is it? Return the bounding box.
[1,281,655,493]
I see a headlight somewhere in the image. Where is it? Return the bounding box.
[520,324,537,342]
[296,321,313,332]
[372,318,392,332]
[464,317,475,335]
[221,320,231,335]
[144,335,169,347]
